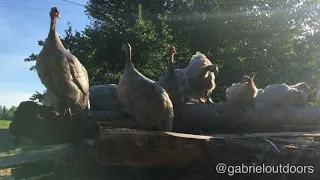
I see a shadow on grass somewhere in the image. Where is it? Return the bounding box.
[0,129,33,155]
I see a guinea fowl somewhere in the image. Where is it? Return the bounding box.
[226,74,258,108]
[157,46,185,107]
[117,42,174,131]
[35,7,90,121]
[238,75,258,108]
[185,52,218,106]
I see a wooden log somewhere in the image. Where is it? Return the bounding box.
[89,111,130,122]
[91,102,320,133]
[12,101,320,138]
[95,127,209,168]
[173,103,320,133]
[94,127,320,169]
[0,144,74,169]
[89,103,320,133]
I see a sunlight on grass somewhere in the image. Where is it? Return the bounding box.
[0,120,11,129]
[0,148,22,157]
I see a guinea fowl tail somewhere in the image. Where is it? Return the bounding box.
[122,42,132,66]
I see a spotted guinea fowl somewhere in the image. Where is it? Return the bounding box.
[157,46,185,107]
[35,7,90,121]
[117,42,174,131]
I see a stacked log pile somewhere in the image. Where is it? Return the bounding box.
[6,100,320,179]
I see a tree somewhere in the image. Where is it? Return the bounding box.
[0,105,17,120]
[29,91,45,105]
[25,3,174,102]
[25,0,320,104]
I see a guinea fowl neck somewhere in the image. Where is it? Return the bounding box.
[125,53,133,69]
[48,16,57,39]
[47,16,64,47]
[167,53,174,74]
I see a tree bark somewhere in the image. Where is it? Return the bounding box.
[94,127,320,169]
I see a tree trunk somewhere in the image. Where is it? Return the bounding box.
[93,127,320,170]
[89,103,320,134]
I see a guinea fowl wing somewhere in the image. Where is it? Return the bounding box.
[36,54,61,98]
[67,54,89,96]
[127,79,174,122]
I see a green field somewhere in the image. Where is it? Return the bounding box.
[0,120,11,129]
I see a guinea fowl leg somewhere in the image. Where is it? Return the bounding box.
[206,96,214,107]
[59,108,68,120]
[68,108,73,121]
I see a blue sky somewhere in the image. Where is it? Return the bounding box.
[0,0,90,107]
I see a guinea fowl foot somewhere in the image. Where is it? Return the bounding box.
[59,112,66,120]
[206,97,215,107]
[59,109,69,120]
[51,111,59,118]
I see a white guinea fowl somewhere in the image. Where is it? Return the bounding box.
[258,84,307,107]
[35,7,90,121]
[157,46,185,107]
[185,52,218,106]
[255,82,309,105]
[225,75,258,108]
[117,42,174,131]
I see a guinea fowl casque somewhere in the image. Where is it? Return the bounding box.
[157,46,185,107]
[35,7,90,121]
[117,42,174,131]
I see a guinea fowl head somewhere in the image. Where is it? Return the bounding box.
[168,46,176,56]
[50,7,60,19]
[241,73,255,84]
[168,46,176,63]
[205,65,219,76]
[122,42,131,54]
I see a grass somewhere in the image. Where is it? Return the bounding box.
[0,120,11,129]
[0,148,22,157]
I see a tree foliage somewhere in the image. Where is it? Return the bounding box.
[0,105,18,120]
[25,0,320,104]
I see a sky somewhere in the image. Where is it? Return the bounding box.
[0,0,90,107]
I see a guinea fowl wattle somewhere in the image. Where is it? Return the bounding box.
[35,7,90,121]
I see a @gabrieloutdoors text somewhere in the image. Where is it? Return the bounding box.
[215,163,314,176]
